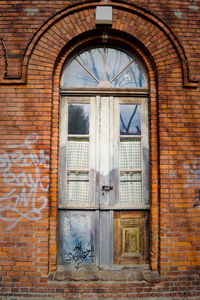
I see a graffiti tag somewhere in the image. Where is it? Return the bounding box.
[184,158,200,208]
[184,158,200,188]
[0,133,49,229]
[63,241,93,269]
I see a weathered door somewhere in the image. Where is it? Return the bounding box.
[58,95,149,268]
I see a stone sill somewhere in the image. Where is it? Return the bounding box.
[48,266,161,283]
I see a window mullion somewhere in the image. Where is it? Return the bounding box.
[58,98,68,207]
[99,96,111,208]
[90,96,99,208]
[142,99,150,206]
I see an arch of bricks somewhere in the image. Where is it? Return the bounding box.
[27,3,163,273]
[0,1,198,88]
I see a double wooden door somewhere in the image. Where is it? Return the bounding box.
[58,95,149,268]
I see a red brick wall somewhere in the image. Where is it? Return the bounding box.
[0,0,200,298]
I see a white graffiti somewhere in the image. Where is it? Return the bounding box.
[0,133,49,229]
[184,158,200,188]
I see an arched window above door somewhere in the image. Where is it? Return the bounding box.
[61,47,148,88]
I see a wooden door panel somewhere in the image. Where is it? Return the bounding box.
[59,210,99,266]
[114,211,149,265]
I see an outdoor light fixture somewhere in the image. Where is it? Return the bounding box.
[95,6,112,25]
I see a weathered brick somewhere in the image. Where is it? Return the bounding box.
[0,0,200,298]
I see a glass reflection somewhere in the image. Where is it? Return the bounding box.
[61,47,148,88]
[68,104,89,134]
[78,48,104,82]
[120,104,141,135]
[62,60,98,87]
[105,48,132,82]
[112,61,146,88]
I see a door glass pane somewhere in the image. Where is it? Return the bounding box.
[120,104,141,135]
[66,102,90,207]
[120,172,142,205]
[67,139,89,169]
[67,172,89,205]
[120,138,141,169]
[119,103,143,206]
[68,104,89,134]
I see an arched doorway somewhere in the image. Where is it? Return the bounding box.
[58,46,150,268]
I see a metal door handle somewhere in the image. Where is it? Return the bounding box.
[102,185,113,192]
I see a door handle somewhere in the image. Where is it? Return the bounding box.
[102,185,113,192]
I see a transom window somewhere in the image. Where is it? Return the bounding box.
[59,47,150,269]
[61,47,148,88]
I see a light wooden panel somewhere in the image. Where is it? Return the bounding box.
[114,211,149,265]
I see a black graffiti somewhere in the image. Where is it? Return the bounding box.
[63,241,93,268]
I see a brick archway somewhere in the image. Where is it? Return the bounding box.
[1,1,198,88]
[37,14,162,273]
[50,31,159,273]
